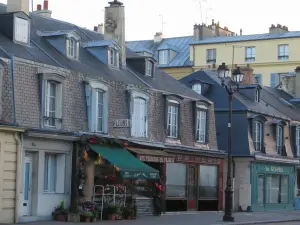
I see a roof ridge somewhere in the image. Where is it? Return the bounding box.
[127,35,193,43]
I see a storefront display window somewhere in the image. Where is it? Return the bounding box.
[166,163,186,198]
[258,175,264,204]
[266,174,288,204]
[198,165,218,199]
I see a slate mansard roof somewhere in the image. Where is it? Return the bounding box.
[0,3,205,100]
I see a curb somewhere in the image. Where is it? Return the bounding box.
[212,219,300,225]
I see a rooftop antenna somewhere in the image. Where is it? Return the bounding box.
[225,44,247,72]
[159,15,166,33]
[205,7,212,24]
[199,1,203,24]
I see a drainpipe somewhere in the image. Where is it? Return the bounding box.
[192,45,196,72]
[14,132,22,223]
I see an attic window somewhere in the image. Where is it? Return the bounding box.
[14,17,29,44]
[67,37,79,59]
[159,50,168,65]
[145,61,153,76]
[192,83,202,95]
[255,89,260,102]
[109,48,119,68]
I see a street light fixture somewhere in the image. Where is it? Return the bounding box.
[217,63,244,222]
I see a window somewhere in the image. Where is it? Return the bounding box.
[14,17,29,44]
[145,61,153,76]
[166,163,186,198]
[278,44,289,60]
[192,83,202,95]
[266,174,288,204]
[270,73,279,88]
[255,89,260,102]
[158,50,169,65]
[196,108,207,143]
[44,154,57,192]
[206,49,216,63]
[245,47,256,62]
[132,97,147,137]
[109,48,119,67]
[276,125,284,154]
[45,81,58,127]
[199,165,218,199]
[253,121,263,151]
[167,103,179,138]
[97,91,104,132]
[296,127,300,156]
[68,38,77,58]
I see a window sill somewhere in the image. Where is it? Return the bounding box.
[165,137,181,145]
[42,192,67,195]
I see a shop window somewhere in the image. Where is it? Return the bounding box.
[266,174,288,204]
[296,127,300,156]
[166,163,186,198]
[297,170,300,196]
[198,165,218,199]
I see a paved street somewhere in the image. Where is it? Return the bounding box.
[6,211,300,225]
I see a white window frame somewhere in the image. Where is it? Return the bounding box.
[278,44,289,60]
[159,50,169,65]
[192,83,202,95]
[196,106,207,143]
[68,38,76,58]
[44,80,62,129]
[130,91,149,138]
[276,125,284,154]
[109,48,119,67]
[245,47,256,62]
[253,121,263,151]
[167,100,179,138]
[44,153,57,193]
[145,61,153,76]
[14,17,29,44]
[255,89,260,102]
[296,126,300,156]
[206,49,216,64]
[96,90,105,133]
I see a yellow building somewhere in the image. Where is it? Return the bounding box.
[191,24,299,87]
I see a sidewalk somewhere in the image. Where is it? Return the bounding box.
[5,210,300,225]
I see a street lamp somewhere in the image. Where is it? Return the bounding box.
[217,63,244,222]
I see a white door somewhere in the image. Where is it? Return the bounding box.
[22,156,32,216]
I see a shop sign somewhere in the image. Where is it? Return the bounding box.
[113,119,131,128]
[174,154,221,164]
[138,155,175,163]
[265,166,284,173]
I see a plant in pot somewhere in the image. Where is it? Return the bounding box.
[131,204,137,219]
[52,201,68,221]
[107,205,119,220]
[121,205,131,219]
[91,210,99,222]
[82,211,93,222]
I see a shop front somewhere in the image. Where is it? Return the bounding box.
[251,162,295,211]
[164,151,225,212]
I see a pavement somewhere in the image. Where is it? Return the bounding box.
[7,210,300,225]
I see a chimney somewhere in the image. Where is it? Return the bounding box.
[104,0,126,67]
[238,66,254,85]
[94,26,98,32]
[193,24,201,41]
[98,23,104,35]
[240,29,243,36]
[154,32,163,43]
[295,66,300,98]
[33,0,52,18]
[7,0,29,15]
[269,24,288,34]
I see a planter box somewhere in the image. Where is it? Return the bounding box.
[108,214,116,220]
[54,214,67,221]
[67,213,80,222]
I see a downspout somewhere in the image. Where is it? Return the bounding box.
[192,45,196,72]
[14,132,22,224]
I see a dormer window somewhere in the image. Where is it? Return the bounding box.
[109,48,119,67]
[145,61,153,76]
[66,33,80,60]
[68,38,77,58]
[14,17,29,44]
[192,83,202,95]
[255,89,260,102]
[159,50,168,65]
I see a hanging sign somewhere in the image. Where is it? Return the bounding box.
[113,119,131,128]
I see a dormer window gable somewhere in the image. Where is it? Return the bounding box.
[37,30,81,60]
[158,48,177,65]
[82,40,120,68]
[189,79,212,96]
[0,12,30,46]
[238,84,262,102]
[145,58,156,77]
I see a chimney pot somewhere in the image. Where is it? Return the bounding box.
[94,26,98,32]
[212,19,215,25]
[43,0,49,10]
[37,4,42,10]
[240,28,243,36]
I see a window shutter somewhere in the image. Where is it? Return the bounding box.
[205,109,209,143]
[192,102,197,141]
[145,100,148,137]
[90,89,97,132]
[116,51,120,67]
[56,154,66,194]
[84,84,92,131]
[76,41,80,59]
[66,38,69,56]
[103,92,108,134]
[270,73,278,87]
[164,97,169,137]
[272,124,277,140]
[55,83,63,129]
[177,104,181,139]
[291,126,297,156]
[107,48,111,65]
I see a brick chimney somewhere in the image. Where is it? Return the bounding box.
[33,0,52,18]
[154,32,163,43]
[269,24,288,34]
[7,0,29,15]
[236,64,254,85]
[104,0,126,67]
[295,66,300,98]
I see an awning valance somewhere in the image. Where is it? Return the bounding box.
[127,147,175,163]
[88,144,159,179]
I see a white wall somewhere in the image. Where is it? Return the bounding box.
[19,137,72,220]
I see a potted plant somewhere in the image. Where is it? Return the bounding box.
[121,205,131,219]
[91,210,99,222]
[107,205,119,220]
[82,211,93,222]
[131,204,137,219]
[52,201,68,221]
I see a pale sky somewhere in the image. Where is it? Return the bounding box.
[0,0,299,41]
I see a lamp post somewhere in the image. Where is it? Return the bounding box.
[217,63,244,222]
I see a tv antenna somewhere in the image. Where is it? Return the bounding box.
[159,15,166,33]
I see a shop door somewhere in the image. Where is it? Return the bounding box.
[22,156,32,216]
[187,164,197,210]
[257,174,265,209]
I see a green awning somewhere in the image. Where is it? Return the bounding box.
[89,144,159,179]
